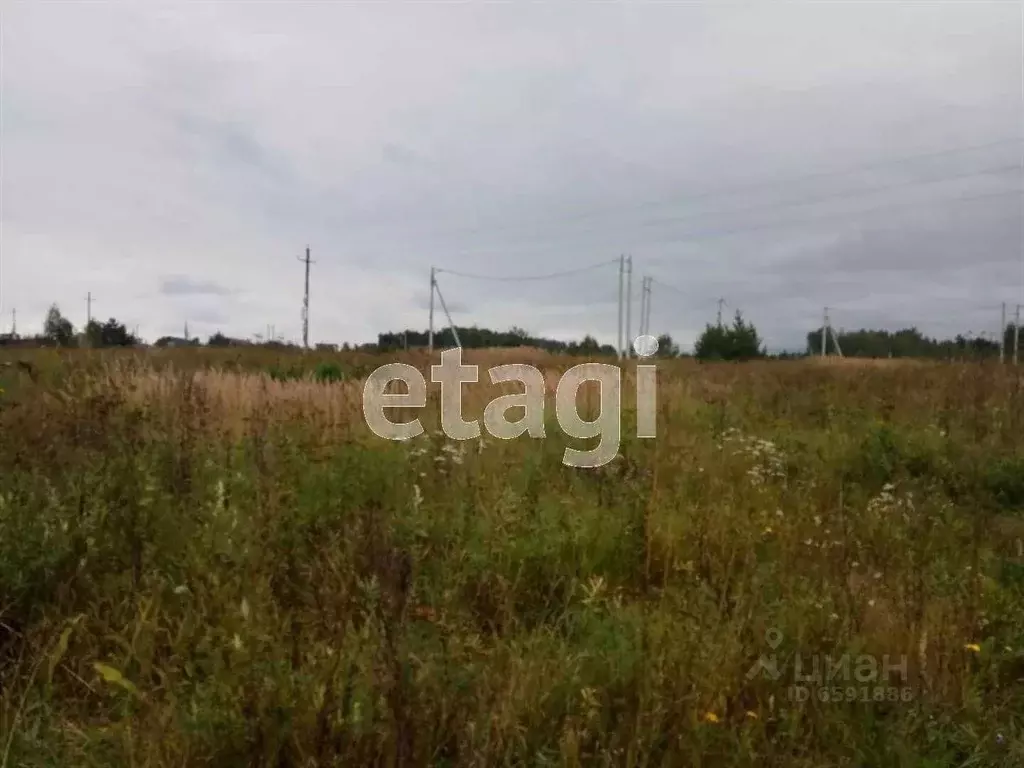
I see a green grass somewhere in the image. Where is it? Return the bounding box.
[0,351,1022,766]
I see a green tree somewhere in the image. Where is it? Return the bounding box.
[804,325,1009,360]
[84,318,136,347]
[656,333,680,358]
[208,332,232,347]
[695,311,764,361]
[103,318,135,347]
[84,320,103,348]
[578,334,600,354]
[43,304,75,347]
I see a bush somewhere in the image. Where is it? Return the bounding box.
[313,362,344,383]
[267,363,306,382]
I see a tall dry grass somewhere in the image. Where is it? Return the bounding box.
[0,350,1022,766]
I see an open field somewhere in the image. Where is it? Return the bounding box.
[1,349,1023,766]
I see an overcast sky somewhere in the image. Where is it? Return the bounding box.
[3,2,1022,350]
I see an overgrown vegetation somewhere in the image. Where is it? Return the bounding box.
[0,348,1022,766]
[695,311,766,361]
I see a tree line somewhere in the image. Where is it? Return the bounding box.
[377,326,693,358]
[376,326,620,356]
[806,325,1020,360]
[2,303,1018,363]
[4,305,143,348]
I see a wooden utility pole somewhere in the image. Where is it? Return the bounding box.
[1015,304,1021,365]
[1001,302,1007,363]
[625,255,633,356]
[617,256,625,357]
[433,276,462,348]
[428,266,436,353]
[822,307,828,357]
[640,277,652,338]
[830,320,844,358]
[298,246,314,349]
[86,292,93,326]
[638,276,649,338]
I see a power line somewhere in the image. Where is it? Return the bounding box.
[636,163,1019,229]
[647,277,688,296]
[613,137,1022,215]
[404,183,1022,263]
[638,187,1023,257]
[646,275,1015,310]
[430,258,624,354]
[438,259,618,282]
[358,137,1023,243]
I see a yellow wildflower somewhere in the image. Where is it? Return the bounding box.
[703,712,720,723]
[964,643,981,653]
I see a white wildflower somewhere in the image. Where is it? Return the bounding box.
[582,575,606,606]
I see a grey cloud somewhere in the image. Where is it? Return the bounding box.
[186,306,229,325]
[159,276,232,297]
[411,293,469,316]
[3,2,1021,348]
[382,143,425,167]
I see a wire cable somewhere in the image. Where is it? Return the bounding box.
[432,188,1023,262]
[339,137,1023,248]
[648,277,691,297]
[625,187,1024,257]
[435,258,621,282]
[383,137,1024,242]
[636,163,1019,228]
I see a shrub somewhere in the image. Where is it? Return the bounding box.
[313,362,344,383]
